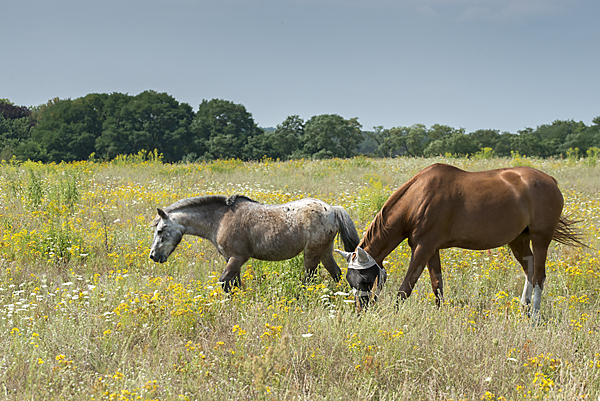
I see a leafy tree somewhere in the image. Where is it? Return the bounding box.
[93,92,133,160]
[267,115,304,159]
[0,100,34,160]
[96,91,194,162]
[428,124,457,142]
[403,124,429,157]
[23,91,194,162]
[424,126,474,156]
[26,96,101,162]
[541,120,591,155]
[591,116,600,142]
[493,132,515,157]
[370,124,465,157]
[243,131,275,160]
[0,101,32,120]
[8,90,600,162]
[450,131,478,155]
[28,97,61,126]
[355,128,379,156]
[299,114,363,159]
[531,119,586,156]
[470,129,500,150]
[369,126,406,157]
[511,128,546,157]
[366,126,390,157]
[191,99,264,160]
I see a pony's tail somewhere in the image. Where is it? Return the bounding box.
[553,217,586,247]
[333,207,360,252]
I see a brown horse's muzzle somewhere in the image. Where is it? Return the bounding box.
[347,264,386,310]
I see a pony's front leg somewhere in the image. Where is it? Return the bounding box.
[219,256,247,293]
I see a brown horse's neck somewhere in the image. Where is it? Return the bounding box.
[358,173,420,264]
[358,213,407,265]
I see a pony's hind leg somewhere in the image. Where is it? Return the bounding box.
[320,252,342,282]
[219,255,248,293]
[302,249,322,283]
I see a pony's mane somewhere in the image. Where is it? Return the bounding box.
[167,194,256,212]
[152,194,257,226]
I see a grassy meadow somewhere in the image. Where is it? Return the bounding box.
[0,154,599,400]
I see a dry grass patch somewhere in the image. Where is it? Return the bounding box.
[0,156,599,399]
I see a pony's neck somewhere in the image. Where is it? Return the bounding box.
[171,208,223,243]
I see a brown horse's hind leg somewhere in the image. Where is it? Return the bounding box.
[426,250,444,307]
[508,234,534,309]
[530,233,552,316]
[398,243,435,301]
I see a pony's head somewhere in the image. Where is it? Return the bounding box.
[335,246,387,311]
[149,208,185,263]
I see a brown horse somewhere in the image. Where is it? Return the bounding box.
[336,163,582,315]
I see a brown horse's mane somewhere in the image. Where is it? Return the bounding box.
[152,194,257,226]
[360,169,424,247]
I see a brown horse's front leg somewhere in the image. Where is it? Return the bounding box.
[219,256,247,293]
[398,244,434,301]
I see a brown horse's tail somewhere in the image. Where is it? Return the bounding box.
[333,207,360,252]
[553,217,586,247]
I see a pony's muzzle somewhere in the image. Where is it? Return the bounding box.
[149,251,167,263]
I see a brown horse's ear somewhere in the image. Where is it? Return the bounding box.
[157,208,169,220]
[356,247,371,264]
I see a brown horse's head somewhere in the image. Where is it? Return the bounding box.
[335,247,387,310]
[149,208,185,263]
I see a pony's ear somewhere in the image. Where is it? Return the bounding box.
[334,249,353,262]
[157,208,169,220]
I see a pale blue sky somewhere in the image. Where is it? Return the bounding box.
[2,0,599,132]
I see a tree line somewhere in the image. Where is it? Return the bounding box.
[1,91,599,163]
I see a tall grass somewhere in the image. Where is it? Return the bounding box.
[0,156,599,400]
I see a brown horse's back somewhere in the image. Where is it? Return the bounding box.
[397,164,564,250]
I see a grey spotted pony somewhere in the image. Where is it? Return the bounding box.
[150,194,359,291]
